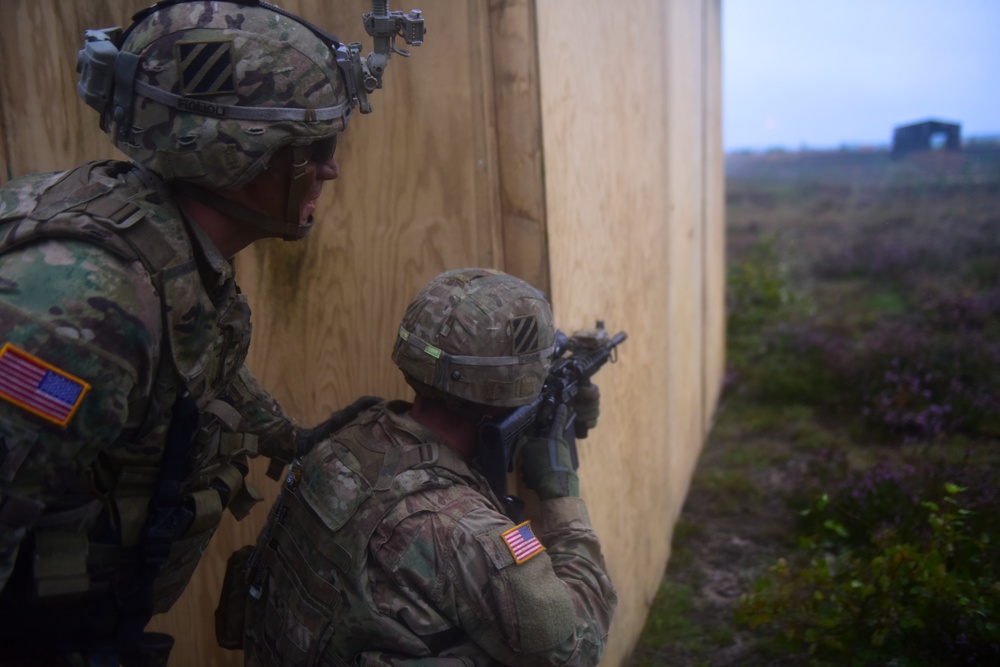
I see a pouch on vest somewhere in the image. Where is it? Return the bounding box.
[215,544,253,650]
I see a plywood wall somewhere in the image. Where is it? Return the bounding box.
[534,1,724,661]
[0,1,723,666]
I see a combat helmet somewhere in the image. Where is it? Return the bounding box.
[76,1,424,240]
[392,268,556,409]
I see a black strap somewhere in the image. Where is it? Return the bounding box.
[114,391,199,664]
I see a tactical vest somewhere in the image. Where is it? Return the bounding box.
[244,402,502,667]
[0,160,262,637]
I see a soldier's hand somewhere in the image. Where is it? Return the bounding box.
[574,382,601,438]
[519,404,579,500]
[295,396,382,456]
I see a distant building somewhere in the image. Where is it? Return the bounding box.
[892,119,961,157]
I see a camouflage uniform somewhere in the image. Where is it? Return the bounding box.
[0,1,360,660]
[245,401,616,667]
[0,158,297,650]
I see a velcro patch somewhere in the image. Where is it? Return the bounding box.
[501,521,545,564]
[0,343,90,427]
[510,315,539,355]
[177,39,236,96]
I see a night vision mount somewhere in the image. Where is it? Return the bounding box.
[346,0,426,114]
[76,0,426,131]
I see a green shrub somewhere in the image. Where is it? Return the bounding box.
[735,485,1000,666]
[727,233,794,339]
[736,325,846,406]
[725,235,843,406]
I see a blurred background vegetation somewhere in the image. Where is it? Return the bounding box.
[626,145,1000,667]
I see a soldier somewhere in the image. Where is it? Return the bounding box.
[0,1,416,664]
[242,268,618,667]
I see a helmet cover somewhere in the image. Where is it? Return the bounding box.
[392,268,556,408]
[115,1,351,190]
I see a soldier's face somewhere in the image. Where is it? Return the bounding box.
[298,138,340,224]
[230,140,340,227]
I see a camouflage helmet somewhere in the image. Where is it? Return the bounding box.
[82,0,351,191]
[392,268,556,408]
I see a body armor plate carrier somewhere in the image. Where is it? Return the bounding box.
[0,161,263,655]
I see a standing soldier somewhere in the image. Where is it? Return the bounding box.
[0,1,422,664]
[242,268,618,667]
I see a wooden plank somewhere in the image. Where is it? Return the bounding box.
[470,1,506,272]
[0,0,129,183]
[704,0,727,425]
[487,0,550,293]
[664,0,708,516]
[535,1,680,664]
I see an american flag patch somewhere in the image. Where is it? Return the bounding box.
[0,344,90,427]
[501,521,545,564]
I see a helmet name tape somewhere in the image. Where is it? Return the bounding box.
[177,40,236,96]
[176,97,228,119]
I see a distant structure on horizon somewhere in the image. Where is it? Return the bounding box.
[892,119,962,157]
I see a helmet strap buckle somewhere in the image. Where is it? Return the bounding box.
[111,51,141,142]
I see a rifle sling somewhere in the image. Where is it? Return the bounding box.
[113,391,200,661]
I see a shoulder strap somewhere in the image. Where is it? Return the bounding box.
[0,162,177,278]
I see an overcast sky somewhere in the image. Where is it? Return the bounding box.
[723,0,1000,152]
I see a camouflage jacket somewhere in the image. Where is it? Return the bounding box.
[244,400,617,667]
[0,160,298,644]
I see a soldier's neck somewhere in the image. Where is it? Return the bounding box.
[409,396,478,460]
[177,193,267,258]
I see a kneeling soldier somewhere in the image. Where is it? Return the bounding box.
[242,268,618,667]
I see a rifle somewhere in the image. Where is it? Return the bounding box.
[478,322,627,520]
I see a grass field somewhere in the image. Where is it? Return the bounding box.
[625,146,1000,667]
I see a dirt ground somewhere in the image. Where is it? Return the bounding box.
[623,396,821,667]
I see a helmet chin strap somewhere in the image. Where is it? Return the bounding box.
[284,144,315,237]
[172,145,315,242]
